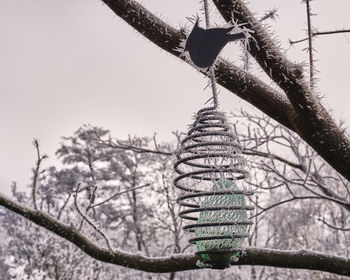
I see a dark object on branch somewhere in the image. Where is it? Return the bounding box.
[184,20,245,69]
[174,107,254,268]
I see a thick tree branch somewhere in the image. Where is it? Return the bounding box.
[1,191,350,276]
[100,0,350,181]
[101,0,294,130]
[212,0,350,181]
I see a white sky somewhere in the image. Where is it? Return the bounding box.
[0,0,349,195]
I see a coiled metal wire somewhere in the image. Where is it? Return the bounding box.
[174,106,254,268]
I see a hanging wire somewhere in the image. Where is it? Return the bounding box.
[203,0,210,28]
[203,0,219,109]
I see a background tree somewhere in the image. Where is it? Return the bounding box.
[1,120,350,279]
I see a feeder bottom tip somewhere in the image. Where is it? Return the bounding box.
[196,252,240,269]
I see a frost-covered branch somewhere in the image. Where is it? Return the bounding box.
[90,183,151,208]
[211,0,350,182]
[318,217,350,232]
[31,139,47,210]
[304,0,315,89]
[93,124,304,172]
[100,0,294,130]
[259,8,278,22]
[56,192,72,221]
[289,29,350,45]
[243,149,302,170]
[1,191,350,276]
[97,137,173,156]
[74,184,113,251]
[99,0,350,182]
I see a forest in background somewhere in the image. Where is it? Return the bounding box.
[1,110,349,279]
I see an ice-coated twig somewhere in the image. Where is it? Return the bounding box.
[90,183,151,209]
[74,183,113,252]
[89,126,172,156]
[250,196,321,219]
[259,8,278,22]
[318,217,350,232]
[79,185,98,230]
[289,29,350,45]
[31,139,48,210]
[56,192,72,221]
[305,0,315,90]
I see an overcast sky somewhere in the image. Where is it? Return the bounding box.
[0,0,349,195]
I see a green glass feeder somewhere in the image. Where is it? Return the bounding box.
[195,179,249,268]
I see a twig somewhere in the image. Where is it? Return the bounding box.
[289,29,350,45]
[31,139,48,210]
[74,184,113,252]
[243,149,302,170]
[94,134,173,156]
[318,218,350,231]
[251,196,321,219]
[79,185,98,230]
[259,8,278,22]
[90,183,151,209]
[57,192,72,221]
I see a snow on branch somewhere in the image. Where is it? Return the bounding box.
[289,29,350,45]
[0,191,350,276]
[212,0,350,182]
[100,0,294,131]
[31,139,48,210]
[90,183,151,209]
[101,0,350,184]
[74,184,114,251]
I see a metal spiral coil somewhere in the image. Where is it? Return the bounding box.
[174,107,254,268]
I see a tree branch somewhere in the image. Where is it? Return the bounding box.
[289,29,350,45]
[90,183,151,208]
[74,184,113,251]
[96,132,303,171]
[305,0,315,89]
[243,149,303,170]
[31,139,47,210]
[1,191,350,276]
[212,0,350,182]
[318,217,350,232]
[100,0,350,182]
[100,0,294,130]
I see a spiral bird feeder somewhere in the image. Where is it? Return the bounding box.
[174,107,254,268]
[174,0,254,269]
